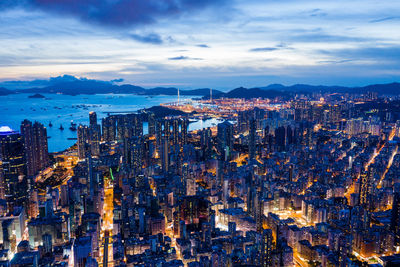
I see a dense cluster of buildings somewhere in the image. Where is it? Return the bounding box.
[1,92,400,266]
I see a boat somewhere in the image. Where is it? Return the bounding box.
[59,124,64,130]
[49,122,53,127]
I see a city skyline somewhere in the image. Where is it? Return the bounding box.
[2,1,400,266]
[0,0,399,89]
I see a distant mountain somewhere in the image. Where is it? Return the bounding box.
[353,82,400,95]
[20,80,144,95]
[217,87,291,99]
[0,87,14,96]
[257,82,400,94]
[16,80,224,97]
[0,74,398,97]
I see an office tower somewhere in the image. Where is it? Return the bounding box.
[238,111,249,132]
[123,136,143,174]
[161,136,169,173]
[217,121,234,161]
[0,126,27,206]
[200,127,212,159]
[261,229,273,267]
[77,125,89,159]
[275,126,286,151]
[117,114,143,141]
[0,160,5,199]
[179,220,187,239]
[88,112,101,157]
[89,111,97,127]
[155,119,163,151]
[228,221,236,237]
[172,119,180,145]
[102,115,117,142]
[256,191,264,232]
[20,120,49,176]
[359,168,373,210]
[148,112,156,136]
[42,233,52,253]
[181,118,188,146]
[288,164,294,182]
[249,118,256,160]
[391,192,400,245]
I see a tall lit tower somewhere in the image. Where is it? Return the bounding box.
[0,126,27,206]
[20,120,49,176]
[249,118,256,160]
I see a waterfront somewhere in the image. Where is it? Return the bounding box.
[0,93,221,152]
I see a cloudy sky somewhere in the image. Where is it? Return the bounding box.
[0,0,400,89]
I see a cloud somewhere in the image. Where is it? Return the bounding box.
[319,46,400,62]
[308,8,327,17]
[168,56,202,60]
[0,0,226,28]
[317,59,353,64]
[289,32,369,43]
[369,16,400,23]
[130,33,163,44]
[197,44,210,48]
[249,47,278,52]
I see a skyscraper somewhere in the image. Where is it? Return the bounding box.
[77,125,89,159]
[217,121,234,161]
[148,112,156,136]
[261,229,273,267]
[391,192,400,245]
[88,112,100,157]
[102,115,117,142]
[359,168,374,210]
[20,120,49,176]
[89,111,97,127]
[249,118,256,160]
[0,126,27,205]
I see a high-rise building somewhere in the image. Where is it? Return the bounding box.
[161,136,169,173]
[20,120,49,176]
[391,192,400,245]
[200,127,212,159]
[249,118,256,160]
[261,229,273,267]
[89,111,97,127]
[88,112,101,157]
[123,136,143,174]
[359,168,374,210]
[148,112,156,136]
[102,115,117,142]
[0,159,5,199]
[117,114,143,141]
[0,126,27,205]
[217,121,234,161]
[77,125,89,159]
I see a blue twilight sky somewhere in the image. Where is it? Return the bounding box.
[0,0,399,90]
